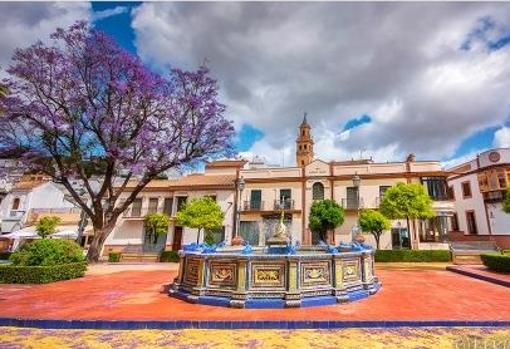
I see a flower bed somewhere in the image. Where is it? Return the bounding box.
[0,262,87,284]
[481,253,510,273]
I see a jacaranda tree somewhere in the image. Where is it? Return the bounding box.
[0,22,235,262]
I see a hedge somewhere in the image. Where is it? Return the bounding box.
[108,252,121,263]
[481,253,510,273]
[375,249,451,262]
[160,250,180,263]
[0,262,87,284]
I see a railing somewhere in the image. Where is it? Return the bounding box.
[30,208,81,214]
[273,199,295,210]
[341,198,364,209]
[243,201,265,211]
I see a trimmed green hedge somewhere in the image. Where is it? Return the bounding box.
[375,249,451,262]
[160,250,179,263]
[108,252,121,263]
[481,253,510,273]
[0,262,87,284]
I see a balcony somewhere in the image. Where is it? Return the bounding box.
[341,198,364,210]
[273,199,295,210]
[243,201,265,211]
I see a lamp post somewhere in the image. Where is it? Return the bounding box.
[232,176,245,246]
[351,173,362,242]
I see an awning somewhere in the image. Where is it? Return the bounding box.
[0,226,40,239]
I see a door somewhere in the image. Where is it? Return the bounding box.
[172,226,183,251]
[250,190,262,210]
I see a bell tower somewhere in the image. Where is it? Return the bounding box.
[296,113,314,167]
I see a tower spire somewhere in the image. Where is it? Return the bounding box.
[296,113,314,167]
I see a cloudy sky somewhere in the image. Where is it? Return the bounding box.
[1,2,510,168]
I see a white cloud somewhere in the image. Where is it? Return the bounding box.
[131,3,510,164]
[92,6,128,22]
[494,127,510,148]
[0,3,91,72]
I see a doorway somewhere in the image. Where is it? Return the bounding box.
[172,226,183,251]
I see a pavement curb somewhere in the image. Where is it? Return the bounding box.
[0,318,509,330]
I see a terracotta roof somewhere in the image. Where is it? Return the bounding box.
[123,174,237,191]
[205,160,247,169]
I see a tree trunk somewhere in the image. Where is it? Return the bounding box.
[406,216,412,249]
[372,232,380,250]
[86,224,116,263]
[196,227,202,244]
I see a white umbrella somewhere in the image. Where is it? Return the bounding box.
[50,227,78,239]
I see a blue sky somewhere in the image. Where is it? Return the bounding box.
[84,3,510,166]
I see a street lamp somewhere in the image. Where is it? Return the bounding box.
[351,172,362,242]
[232,176,245,246]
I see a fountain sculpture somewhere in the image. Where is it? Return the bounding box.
[170,211,380,308]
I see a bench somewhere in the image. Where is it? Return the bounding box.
[449,241,500,265]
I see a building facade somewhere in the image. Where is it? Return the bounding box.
[447,148,510,247]
[103,118,458,254]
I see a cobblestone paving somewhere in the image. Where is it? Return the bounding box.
[0,327,509,349]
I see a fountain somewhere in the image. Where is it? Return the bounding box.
[169,211,380,308]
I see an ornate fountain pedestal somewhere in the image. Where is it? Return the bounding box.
[169,247,380,308]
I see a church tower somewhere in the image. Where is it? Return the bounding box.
[296,113,314,167]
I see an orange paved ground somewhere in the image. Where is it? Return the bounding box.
[1,267,509,321]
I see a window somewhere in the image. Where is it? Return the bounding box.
[131,198,142,217]
[421,177,449,200]
[466,211,478,235]
[346,187,359,209]
[497,170,507,189]
[379,186,391,198]
[447,186,455,200]
[148,198,159,213]
[250,190,262,210]
[461,181,472,198]
[312,182,325,201]
[205,226,225,244]
[176,197,187,212]
[163,198,173,216]
[11,197,20,210]
[301,160,305,166]
[279,189,292,209]
[451,213,459,231]
[240,221,260,246]
[205,195,217,202]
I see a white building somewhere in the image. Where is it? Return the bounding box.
[0,175,75,233]
[447,148,510,248]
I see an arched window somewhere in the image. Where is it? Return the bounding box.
[312,182,324,201]
[12,197,20,210]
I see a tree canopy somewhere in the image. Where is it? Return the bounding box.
[35,216,62,239]
[359,209,391,249]
[144,213,171,236]
[0,22,234,261]
[379,182,435,220]
[176,197,224,244]
[504,188,510,214]
[308,199,344,244]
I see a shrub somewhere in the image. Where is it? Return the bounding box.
[0,262,87,284]
[0,252,12,260]
[108,252,121,263]
[160,250,180,263]
[36,216,61,238]
[9,239,85,266]
[481,253,510,273]
[375,249,451,262]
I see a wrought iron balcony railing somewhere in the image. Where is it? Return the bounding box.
[243,201,265,211]
[341,198,364,209]
[273,199,294,210]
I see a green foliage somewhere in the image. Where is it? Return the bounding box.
[204,231,215,245]
[160,250,180,263]
[0,262,87,284]
[308,199,345,240]
[379,182,435,220]
[35,216,61,238]
[9,239,85,266]
[177,197,224,243]
[481,253,510,273]
[503,189,510,214]
[108,252,121,263]
[144,213,171,235]
[359,209,391,249]
[374,249,451,262]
